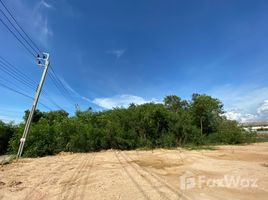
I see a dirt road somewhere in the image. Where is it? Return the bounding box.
[1,143,268,200]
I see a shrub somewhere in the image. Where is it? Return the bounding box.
[0,121,15,155]
[5,94,258,157]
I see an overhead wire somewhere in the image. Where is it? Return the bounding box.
[0,73,34,95]
[0,62,38,91]
[0,56,38,86]
[0,70,61,111]
[42,90,64,110]
[0,81,51,110]
[0,0,76,111]
[48,66,75,106]
[0,17,36,57]
[0,56,65,110]
[0,0,41,53]
[0,7,39,55]
[47,72,74,106]
[0,9,75,108]
[50,66,75,100]
[0,72,53,110]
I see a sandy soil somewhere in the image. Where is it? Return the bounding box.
[0,143,268,200]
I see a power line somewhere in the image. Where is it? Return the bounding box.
[0,57,63,110]
[0,56,37,86]
[0,73,34,96]
[0,16,36,57]
[0,61,38,90]
[0,1,73,111]
[0,81,51,110]
[0,62,38,91]
[47,72,74,105]
[0,7,39,55]
[42,90,64,110]
[48,67,75,105]
[0,9,72,109]
[0,0,41,53]
[0,34,69,110]
[50,66,74,98]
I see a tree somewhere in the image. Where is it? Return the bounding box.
[23,109,44,123]
[164,95,188,112]
[0,121,15,155]
[43,110,69,124]
[6,93,252,157]
[190,94,223,135]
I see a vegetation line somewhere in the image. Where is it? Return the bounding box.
[0,94,257,157]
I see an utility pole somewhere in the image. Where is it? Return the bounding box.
[17,53,50,158]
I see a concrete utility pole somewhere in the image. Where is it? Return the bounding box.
[17,53,50,158]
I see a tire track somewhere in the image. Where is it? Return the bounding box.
[122,151,192,200]
[79,153,96,200]
[113,151,151,200]
[23,154,80,200]
[68,154,93,200]
[59,154,90,200]
[119,151,172,200]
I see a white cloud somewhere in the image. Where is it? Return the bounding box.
[224,109,257,123]
[209,85,268,122]
[59,77,76,95]
[8,0,54,47]
[257,100,268,115]
[39,17,53,40]
[33,1,53,45]
[40,0,53,9]
[82,96,91,103]
[107,49,126,59]
[209,85,268,112]
[92,94,160,109]
[59,76,93,104]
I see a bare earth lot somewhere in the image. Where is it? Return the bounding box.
[1,143,268,200]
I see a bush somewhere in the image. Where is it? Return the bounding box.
[0,121,15,155]
[5,94,258,157]
[22,119,56,157]
[205,119,254,144]
[160,132,176,148]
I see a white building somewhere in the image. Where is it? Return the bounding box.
[240,122,268,134]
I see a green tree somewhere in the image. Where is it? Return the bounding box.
[164,95,188,112]
[23,109,44,123]
[190,94,223,135]
[0,121,15,155]
[7,93,253,157]
[43,110,69,124]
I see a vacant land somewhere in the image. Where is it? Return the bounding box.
[0,143,268,200]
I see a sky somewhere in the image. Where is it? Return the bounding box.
[0,0,268,123]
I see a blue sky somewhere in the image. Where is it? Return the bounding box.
[0,0,268,122]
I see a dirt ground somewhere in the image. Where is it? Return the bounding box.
[0,143,268,200]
